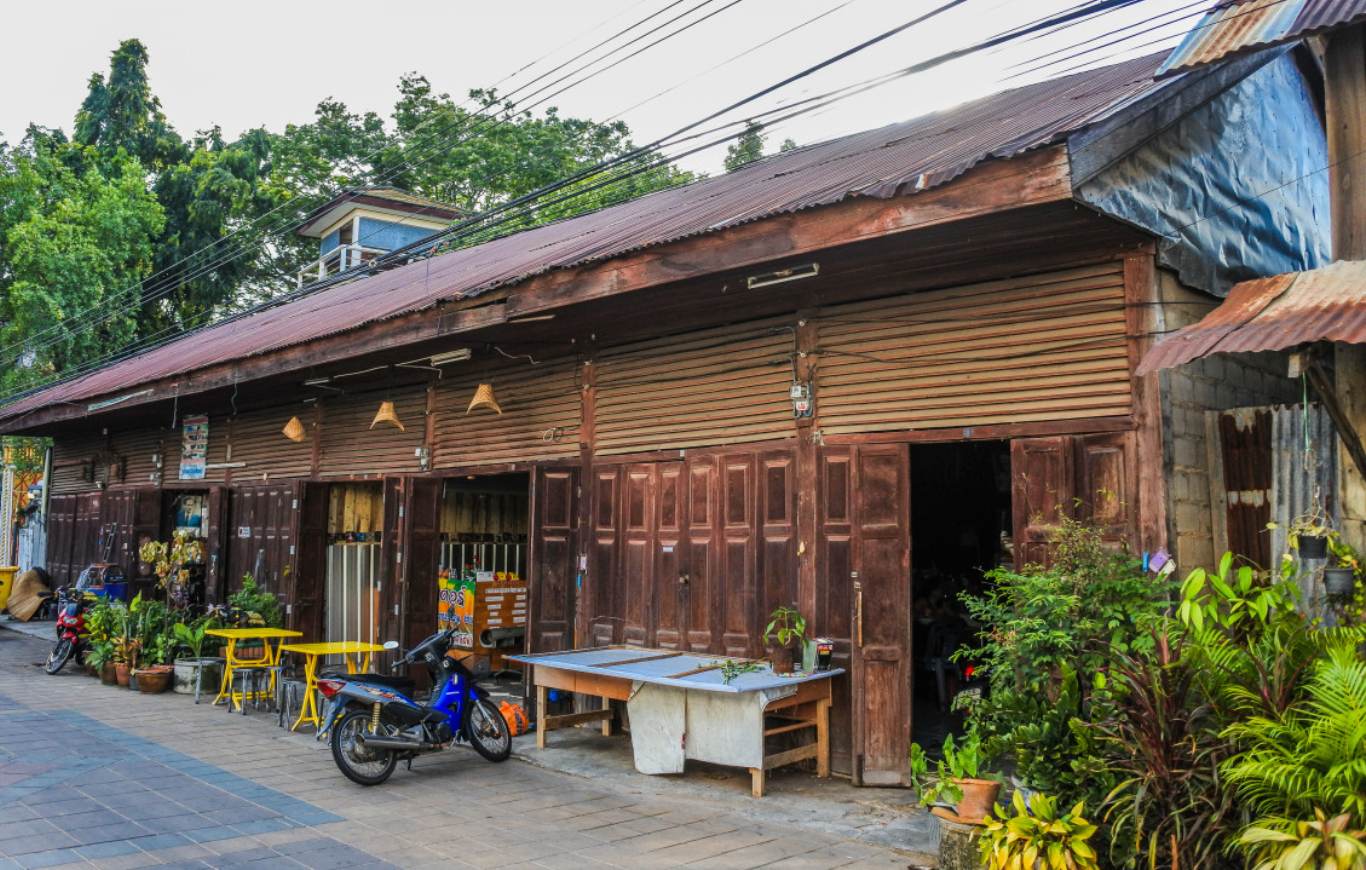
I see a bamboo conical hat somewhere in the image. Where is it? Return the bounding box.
[282,416,306,442]
[370,400,406,431]
[466,383,503,415]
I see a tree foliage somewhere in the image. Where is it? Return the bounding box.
[0,40,700,393]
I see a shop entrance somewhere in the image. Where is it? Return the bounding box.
[436,473,531,681]
[323,483,384,650]
[908,441,1012,748]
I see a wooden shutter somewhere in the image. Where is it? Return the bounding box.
[1011,436,1075,567]
[431,361,579,468]
[1075,432,1138,547]
[683,455,719,653]
[378,476,405,644]
[718,453,759,658]
[528,467,578,654]
[205,486,229,601]
[401,477,443,650]
[319,387,425,477]
[50,435,102,494]
[593,319,795,455]
[817,447,856,776]
[292,482,329,640]
[74,493,104,569]
[588,466,621,647]
[818,264,1132,435]
[47,495,78,585]
[110,429,164,487]
[225,482,297,596]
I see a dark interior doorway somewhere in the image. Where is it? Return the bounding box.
[909,440,1011,748]
[437,472,532,704]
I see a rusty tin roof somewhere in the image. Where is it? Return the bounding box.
[0,52,1172,425]
[1158,0,1366,78]
[1138,259,1366,373]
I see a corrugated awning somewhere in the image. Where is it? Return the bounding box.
[1137,259,1366,373]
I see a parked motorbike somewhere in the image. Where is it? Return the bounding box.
[45,588,88,675]
[317,627,512,786]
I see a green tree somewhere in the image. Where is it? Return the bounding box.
[0,133,165,391]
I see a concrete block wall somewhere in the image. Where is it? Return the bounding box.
[1156,271,1299,571]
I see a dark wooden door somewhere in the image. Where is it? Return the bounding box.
[653,462,687,649]
[683,456,719,653]
[817,447,856,776]
[1011,436,1075,567]
[401,477,444,650]
[226,483,297,597]
[718,453,759,658]
[528,467,578,654]
[1074,432,1139,548]
[848,444,912,786]
[621,464,654,647]
[46,495,78,585]
[74,492,103,571]
[205,486,229,601]
[379,476,405,645]
[293,482,329,641]
[589,466,621,647]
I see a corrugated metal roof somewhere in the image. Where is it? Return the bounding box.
[1137,259,1366,373]
[0,52,1172,424]
[1158,0,1366,78]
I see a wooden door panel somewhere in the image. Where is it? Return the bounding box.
[205,487,228,600]
[817,448,855,776]
[1011,436,1075,567]
[293,482,329,641]
[653,463,685,650]
[1075,432,1138,547]
[685,457,717,652]
[851,445,911,786]
[622,465,653,647]
[759,452,797,621]
[529,467,577,654]
[590,468,620,646]
[721,456,756,658]
[379,477,404,644]
[402,477,443,651]
[47,495,78,586]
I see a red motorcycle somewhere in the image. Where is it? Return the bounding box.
[45,588,87,675]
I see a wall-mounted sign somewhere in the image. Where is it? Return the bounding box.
[437,569,476,650]
[179,415,209,480]
[237,526,252,539]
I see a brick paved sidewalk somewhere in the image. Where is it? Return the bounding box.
[0,629,933,869]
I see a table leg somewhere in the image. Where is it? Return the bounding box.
[214,641,236,706]
[816,697,831,779]
[600,696,613,736]
[536,684,548,750]
[360,652,371,673]
[292,654,319,732]
[749,767,765,799]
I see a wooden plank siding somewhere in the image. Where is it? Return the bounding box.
[224,409,314,481]
[318,386,426,477]
[815,263,1132,434]
[593,318,796,455]
[430,360,580,469]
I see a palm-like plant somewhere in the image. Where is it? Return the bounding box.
[1223,643,1366,826]
[1239,809,1366,870]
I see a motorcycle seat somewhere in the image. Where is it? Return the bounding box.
[323,672,415,696]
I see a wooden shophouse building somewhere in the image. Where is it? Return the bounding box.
[0,49,1333,785]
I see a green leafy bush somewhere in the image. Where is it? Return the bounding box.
[228,574,283,628]
[909,730,991,806]
[980,791,1099,870]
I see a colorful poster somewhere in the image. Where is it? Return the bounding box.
[178,415,209,480]
[437,569,476,649]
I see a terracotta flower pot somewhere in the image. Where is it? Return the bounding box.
[100,662,118,686]
[135,667,172,694]
[952,778,1002,824]
[114,662,130,687]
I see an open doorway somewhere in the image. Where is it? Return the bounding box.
[909,440,1012,748]
[437,472,531,705]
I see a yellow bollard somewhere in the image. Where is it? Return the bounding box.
[0,566,17,612]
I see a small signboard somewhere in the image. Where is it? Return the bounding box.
[179,415,209,480]
[437,569,476,650]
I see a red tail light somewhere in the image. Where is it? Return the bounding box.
[964,665,976,679]
[316,679,344,698]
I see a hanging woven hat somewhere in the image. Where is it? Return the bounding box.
[466,383,503,415]
[371,400,406,431]
[281,416,306,442]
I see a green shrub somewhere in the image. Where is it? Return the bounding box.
[980,791,1100,870]
[228,574,283,628]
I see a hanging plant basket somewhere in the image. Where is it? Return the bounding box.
[1298,534,1329,559]
[1325,567,1355,597]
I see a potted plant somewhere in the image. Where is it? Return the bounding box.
[110,600,137,686]
[980,791,1099,870]
[226,574,283,657]
[764,605,807,675]
[172,616,222,695]
[1284,508,1333,559]
[134,622,176,694]
[1326,536,1361,598]
[910,730,1002,823]
[85,640,116,684]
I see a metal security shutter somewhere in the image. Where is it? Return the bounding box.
[594,319,795,455]
[226,411,314,480]
[319,387,426,477]
[431,361,579,468]
[816,263,1131,435]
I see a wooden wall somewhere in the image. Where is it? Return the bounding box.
[431,360,580,468]
[318,387,426,477]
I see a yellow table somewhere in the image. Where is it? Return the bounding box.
[207,627,302,711]
[279,641,387,731]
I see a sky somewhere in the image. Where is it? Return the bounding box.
[2,0,1202,176]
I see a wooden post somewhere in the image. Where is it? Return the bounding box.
[794,311,820,628]
[1326,24,1366,262]
[536,683,548,750]
[577,359,596,651]
[816,695,831,779]
[1124,252,1170,554]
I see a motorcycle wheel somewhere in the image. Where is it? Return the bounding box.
[330,708,398,786]
[464,697,512,762]
[45,638,73,675]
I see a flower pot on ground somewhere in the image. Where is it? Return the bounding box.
[1325,566,1355,596]
[910,731,1002,824]
[134,665,172,694]
[114,661,130,686]
[100,662,118,685]
[764,605,808,676]
[173,658,222,695]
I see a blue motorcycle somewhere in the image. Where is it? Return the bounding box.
[316,627,511,785]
